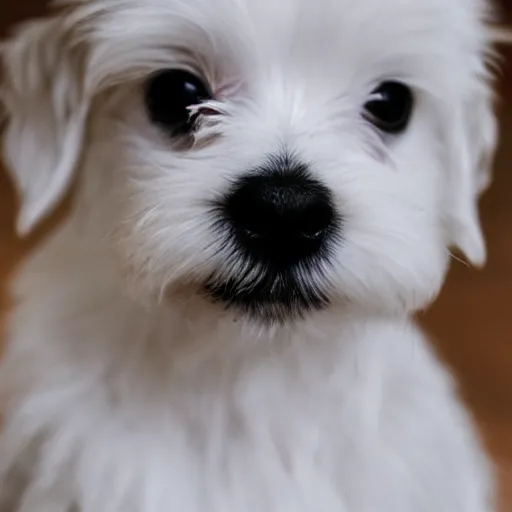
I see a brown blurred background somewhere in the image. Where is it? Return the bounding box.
[0,1,511,510]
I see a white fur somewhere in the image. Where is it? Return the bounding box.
[0,0,504,510]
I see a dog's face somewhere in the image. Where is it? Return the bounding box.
[1,0,500,324]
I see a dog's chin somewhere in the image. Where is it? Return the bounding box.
[202,269,331,325]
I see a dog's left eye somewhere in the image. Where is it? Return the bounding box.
[363,81,413,134]
[144,69,212,136]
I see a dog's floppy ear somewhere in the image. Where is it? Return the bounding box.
[446,27,512,267]
[1,15,90,236]
[444,79,497,268]
[446,26,512,267]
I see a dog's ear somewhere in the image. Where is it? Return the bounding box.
[444,79,497,268]
[446,27,512,267]
[1,15,90,236]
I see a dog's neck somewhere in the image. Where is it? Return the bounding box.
[5,214,422,473]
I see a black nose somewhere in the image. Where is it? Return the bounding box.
[222,165,339,266]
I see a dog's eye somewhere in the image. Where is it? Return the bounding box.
[363,81,413,134]
[144,69,212,136]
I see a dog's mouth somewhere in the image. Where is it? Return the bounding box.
[202,265,332,324]
[200,162,342,324]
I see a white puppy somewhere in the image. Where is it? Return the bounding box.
[0,0,506,510]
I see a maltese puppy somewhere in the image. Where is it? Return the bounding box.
[0,0,507,510]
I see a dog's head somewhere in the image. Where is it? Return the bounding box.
[0,0,503,324]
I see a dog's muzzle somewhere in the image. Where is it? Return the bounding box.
[204,156,342,323]
[224,165,337,265]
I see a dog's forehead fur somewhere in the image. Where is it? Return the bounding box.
[62,0,493,99]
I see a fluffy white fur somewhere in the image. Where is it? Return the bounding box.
[0,0,506,510]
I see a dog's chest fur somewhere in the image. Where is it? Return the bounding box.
[0,230,492,512]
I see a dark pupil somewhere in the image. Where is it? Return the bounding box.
[365,81,412,133]
[145,69,211,136]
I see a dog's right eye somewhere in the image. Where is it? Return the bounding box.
[363,81,413,134]
[144,69,212,136]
